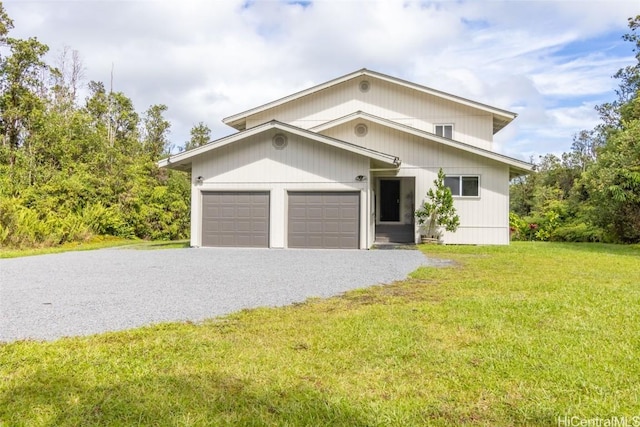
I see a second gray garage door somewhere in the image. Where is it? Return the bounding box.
[288,192,360,249]
[202,192,269,247]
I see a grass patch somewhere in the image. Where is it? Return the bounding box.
[121,239,190,250]
[1,242,639,425]
[0,238,190,258]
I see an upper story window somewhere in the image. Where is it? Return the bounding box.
[444,175,479,197]
[435,124,453,139]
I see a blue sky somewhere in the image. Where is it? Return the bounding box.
[3,0,638,161]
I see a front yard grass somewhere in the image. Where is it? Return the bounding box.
[1,242,639,426]
[0,238,189,258]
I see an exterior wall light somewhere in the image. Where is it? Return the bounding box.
[195,176,204,185]
[355,175,366,182]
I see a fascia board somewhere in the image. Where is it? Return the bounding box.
[222,69,516,132]
[158,120,400,170]
[312,111,532,172]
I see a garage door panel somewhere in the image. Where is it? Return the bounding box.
[308,222,323,232]
[323,194,343,204]
[341,207,358,217]
[235,221,251,232]
[202,192,269,247]
[221,221,239,232]
[289,221,306,233]
[288,192,359,249]
[252,206,268,215]
[340,237,356,247]
[253,222,268,232]
[340,222,357,232]
[236,207,252,218]
[307,236,324,247]
[307,207,323,218]
[324,237,340,247]
[221,206,236,217]
[323,207,340,219]
[290,207,307,218]
[323,222,340,233]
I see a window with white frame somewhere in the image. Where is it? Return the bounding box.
[444,175,479,197]
[435,124,453,139]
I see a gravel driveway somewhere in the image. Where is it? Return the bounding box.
[1,247,437,342]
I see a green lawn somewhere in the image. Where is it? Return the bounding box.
[0,238,190,258]
[1,243,639,426]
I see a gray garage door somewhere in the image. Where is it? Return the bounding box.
[202,192,269,247]
[288,192,360,249]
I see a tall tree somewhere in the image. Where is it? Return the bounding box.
[0,1,13,45]
[0,4,191,248]
[580,16,640,242]
[52,46,85,109]
[184,121,211,151]
[142,104,170,158]
[0,37,50,160]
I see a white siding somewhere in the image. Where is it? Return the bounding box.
[190,132,371,248]
[181,75,522,246]
[323,120,511,245]
[245,76,494,150]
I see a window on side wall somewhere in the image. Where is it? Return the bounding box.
[444,175,479,197]
[435,124,453,139]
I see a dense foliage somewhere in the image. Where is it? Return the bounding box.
[510,16,640,243]
[1,3,637,248]
[0,3,193,247]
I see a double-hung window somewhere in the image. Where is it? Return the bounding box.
[444,175,479,197]
[435,124,453,139]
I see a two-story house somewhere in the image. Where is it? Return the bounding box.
[159,69,532,248]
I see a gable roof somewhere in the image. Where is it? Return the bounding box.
[310,111,533,178]
[222,68,517,134]
[158,120,401,172]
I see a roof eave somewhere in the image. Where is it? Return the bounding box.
[222,69,368,129]
[158,119,400,170]
[222,69,517,132]
[509,163,535,179]
[312,111,532,172]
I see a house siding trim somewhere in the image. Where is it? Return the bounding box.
[311,111,533,176]
[223,69,516,134]
[159,120,400,172]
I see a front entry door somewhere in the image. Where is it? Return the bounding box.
[380,180,400,222]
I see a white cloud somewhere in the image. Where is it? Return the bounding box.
[2,0,638,155]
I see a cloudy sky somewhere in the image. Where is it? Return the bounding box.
[3,0,638,161]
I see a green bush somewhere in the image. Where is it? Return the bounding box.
[0,198,50,247]
[550,222,605,242]
[82,202,132,238]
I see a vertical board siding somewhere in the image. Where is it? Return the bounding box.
[196,133,368,183]
[192,120,510,246]
[323,119,510,245]
[191,134,370,248]
[244,77,494,150]
[201,76,516,246]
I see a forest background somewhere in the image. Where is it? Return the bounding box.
[0,3,638,247]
